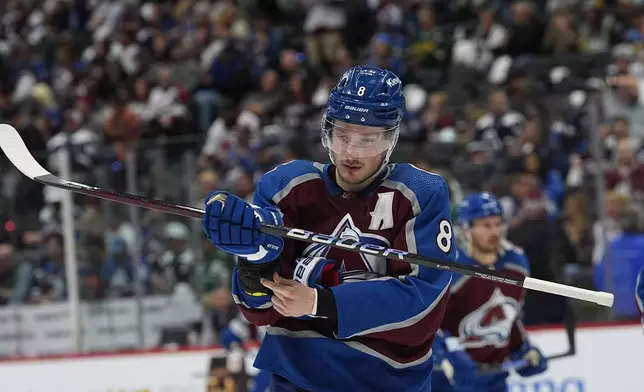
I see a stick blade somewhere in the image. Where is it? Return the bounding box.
[0,123,51,179]
[1,123,205,220]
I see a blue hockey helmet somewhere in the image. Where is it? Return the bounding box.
[457,192,503,227]
[322,65,405,165]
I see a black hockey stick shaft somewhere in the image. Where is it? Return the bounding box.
[33,174,521,284]
[0,123,613,306]
[35,172,521,284]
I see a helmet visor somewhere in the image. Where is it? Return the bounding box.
[322,117,398,159]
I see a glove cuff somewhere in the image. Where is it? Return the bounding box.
[253,205,284,227]
[237,257,281,296]
[252,206,284,263]
[232,268,273,309]
[294,257,343,288]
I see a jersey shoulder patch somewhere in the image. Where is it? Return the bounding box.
[257,160,324,204]
[383,163,448,209]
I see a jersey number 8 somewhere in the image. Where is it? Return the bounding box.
[436,219,452,253]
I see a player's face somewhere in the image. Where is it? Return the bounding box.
[330,121,392,189]
[470,216,503,253]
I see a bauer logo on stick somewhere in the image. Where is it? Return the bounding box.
[285,228,409,260]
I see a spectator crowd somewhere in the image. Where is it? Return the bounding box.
[2,0,644,354]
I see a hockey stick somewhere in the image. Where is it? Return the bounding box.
[478,304,577,375]
[0,124,614,307]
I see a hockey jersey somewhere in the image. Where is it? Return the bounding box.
[231,160,456,392]
[440,241,529,366]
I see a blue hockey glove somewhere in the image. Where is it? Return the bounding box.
[203,191,283,263]
[511,340,548,377]
[432,330,477,392]
[636,267,644,330]
[293,257,344,288]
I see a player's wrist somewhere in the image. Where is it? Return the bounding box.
[313,288,338,323]
[310,287,318,315]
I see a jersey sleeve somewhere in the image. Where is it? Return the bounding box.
[329,174,455,346]
[231,160,318,326]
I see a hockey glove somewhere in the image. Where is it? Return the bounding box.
[203,191,284,263]
[293,257,344,288]
[511,340,547,377]
[432,330,477,392]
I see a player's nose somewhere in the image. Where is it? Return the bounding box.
[342,142,362,158]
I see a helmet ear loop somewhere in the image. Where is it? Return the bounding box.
[321,117,335,164]
[383,126,400,165]
[320,116,331,148]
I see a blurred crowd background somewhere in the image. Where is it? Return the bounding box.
[1,0,644,360]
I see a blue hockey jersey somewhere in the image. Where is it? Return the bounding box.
[433,241,530,392]
[231,160,456,392]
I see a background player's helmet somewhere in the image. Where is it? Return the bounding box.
[322,65,405,167]
[457,192,503,228]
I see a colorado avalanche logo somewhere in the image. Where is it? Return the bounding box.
[301,214,388,281]
[458,288,521,348]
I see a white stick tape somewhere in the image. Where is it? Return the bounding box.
[523,277,614,307]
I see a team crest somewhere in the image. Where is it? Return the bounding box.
[457,288,521,348]
[301,213,388,281]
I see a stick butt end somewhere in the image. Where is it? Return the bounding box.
[595,292,614,307]
[523,277,614,307]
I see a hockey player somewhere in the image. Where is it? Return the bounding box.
[431,192,547,392]
[202,65,456,391]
